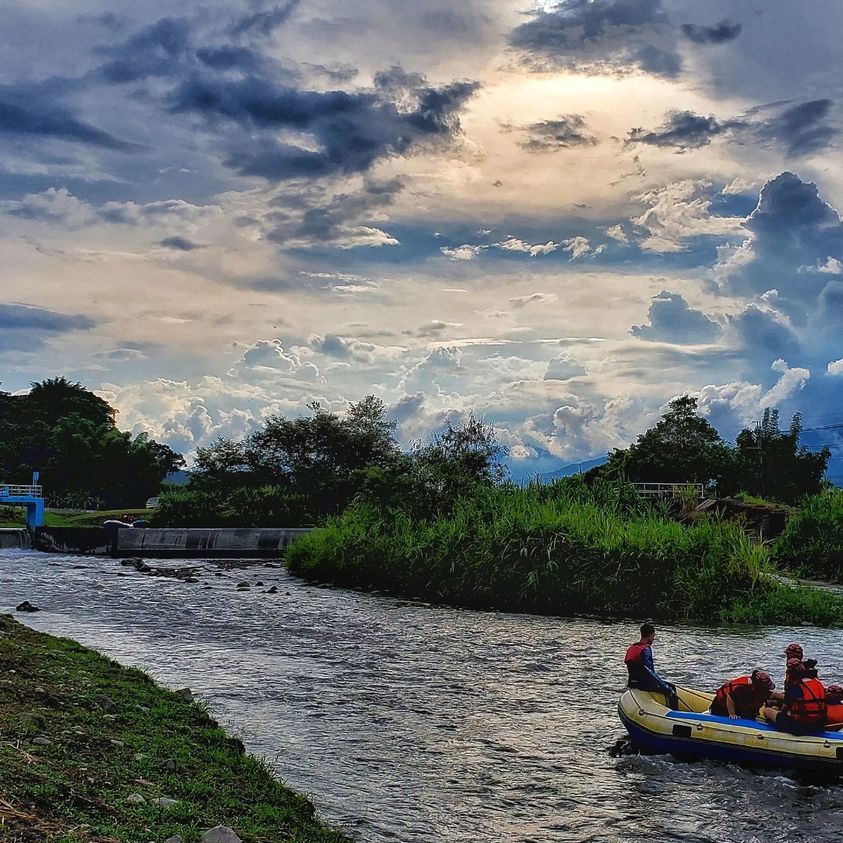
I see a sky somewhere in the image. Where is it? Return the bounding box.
[2,0,843,480]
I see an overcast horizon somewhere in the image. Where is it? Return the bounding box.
[2,0,843,479]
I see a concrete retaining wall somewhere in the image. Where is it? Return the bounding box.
[35,527,116,556]
[0,528,29,549]
[115,527,312,558]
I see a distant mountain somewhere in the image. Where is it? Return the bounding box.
[163,470,191,486]
[538,455,608,482]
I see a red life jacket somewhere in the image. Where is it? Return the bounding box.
[788,678,827,725]
[625,642,647,666]
[826,703,843,730]
[711,676,768,717]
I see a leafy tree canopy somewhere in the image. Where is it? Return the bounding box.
[0,377,183,508]
[604,396,732,485]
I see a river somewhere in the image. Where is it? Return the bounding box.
[2,549,842,842]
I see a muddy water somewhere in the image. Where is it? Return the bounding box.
[2,549,842,842]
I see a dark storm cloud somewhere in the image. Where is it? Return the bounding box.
[758,99,837,157]
[509,0,681,78]
[196,45,264,72]
[228,1,301,38]
[0,303,95,332]
[723,173,843,312]
[628,110,728,149]
[266,177,403,245]
[97,17,193,83]
[0,91,142,152]
[171,69,478,180]
[628,100,836,155]
[160,235,203,251]
[728,304,800,357]
[630,290,721,344]
[681,20,742,45]
[520,115,598,152]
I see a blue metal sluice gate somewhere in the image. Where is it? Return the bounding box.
[0,472,45,527]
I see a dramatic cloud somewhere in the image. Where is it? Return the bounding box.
[632,180,742,252]
[169,67,478,181]
[509,0,681,77]
[631,291,721,344]
[628,100,837,156]
[0,89,141,152]
[159,236,203,251]
[681,20,742,45]
[628,110,726,150]
[519,114,598,151]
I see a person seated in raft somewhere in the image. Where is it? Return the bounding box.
[763,659,827,735]
[825,684,843,731]
[710,670,775,720]
[768,643,805,706]
[624,622,679,709]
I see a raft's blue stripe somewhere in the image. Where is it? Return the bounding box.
[619,712,843,770]
[666,709,843,739]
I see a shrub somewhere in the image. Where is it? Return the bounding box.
[773,489,843,582]
[287,483,772,622]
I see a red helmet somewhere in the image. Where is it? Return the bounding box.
[827,684,843,702]
[786,657,805,671]
[783,643,804,659]
[751,670,775,690]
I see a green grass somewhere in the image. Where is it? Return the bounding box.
[286,483,776,623]
[286,482,843,627]
[0,509,150,529]
[0,614,349,843]
[773,489,843,582]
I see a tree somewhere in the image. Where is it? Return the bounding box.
[190,396,400,517]
[728,409,829,503]
[604,396,732,486]
[0,378,184,508]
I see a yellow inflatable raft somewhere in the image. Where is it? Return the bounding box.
[618,686,843,772]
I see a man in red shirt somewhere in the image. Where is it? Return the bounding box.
[710,670,775,720]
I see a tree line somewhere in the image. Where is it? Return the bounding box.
[0,378,183,508]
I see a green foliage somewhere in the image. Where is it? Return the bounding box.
[600,398,829,504]
[0,614,348,842]
[773,489,843,581]
[0,377,184,508]
[152,487,314,528]
[721,409,829,504]
[603,396,732,486]
[723,582,843,626]
[287,482,773,622]
[191,396,400,518]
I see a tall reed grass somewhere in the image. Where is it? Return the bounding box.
[287,482,776,622]
[773,489,843,582]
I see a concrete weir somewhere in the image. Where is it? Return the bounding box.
[114,527,312,558]
[0,528,29,549]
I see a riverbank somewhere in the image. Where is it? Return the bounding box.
[286,486,843,626]
[0,614,349,843]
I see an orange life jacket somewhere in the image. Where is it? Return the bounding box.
[788,678,827,725]
[711,676,767,717]
[826,703,843,730]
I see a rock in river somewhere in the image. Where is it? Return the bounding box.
[16,601,40,612]
[202,827,242,843]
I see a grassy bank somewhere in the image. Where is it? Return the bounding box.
[286,484,843,626]
[0,615,349,843]
[0,509,150,529]
[773,489,843,583]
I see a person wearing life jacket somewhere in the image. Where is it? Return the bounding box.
[710,670,775,720]
[825,684,843,731]
[763,659,827,734]
[624,622,678,709]
[769,643,805,705]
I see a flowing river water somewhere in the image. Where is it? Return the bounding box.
[2,549,843,842]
